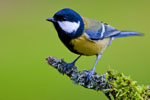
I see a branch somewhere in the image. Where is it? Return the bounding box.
[46,56,150,100]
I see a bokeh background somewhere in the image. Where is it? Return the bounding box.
[0,0,150,100]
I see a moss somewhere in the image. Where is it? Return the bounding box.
[106,69,150,100]
[46,57,150,100]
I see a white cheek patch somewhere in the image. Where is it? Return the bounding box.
[58,21,80,33]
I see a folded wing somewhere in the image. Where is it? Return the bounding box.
[83,17,143,40]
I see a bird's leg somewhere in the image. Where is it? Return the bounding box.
[86,53,102,82]
[63,55,81,72]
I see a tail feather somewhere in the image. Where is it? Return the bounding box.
[113,31,144,38]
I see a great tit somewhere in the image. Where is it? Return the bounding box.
[46,8,143,82]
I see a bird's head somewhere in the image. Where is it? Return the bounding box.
[46,8,84,39]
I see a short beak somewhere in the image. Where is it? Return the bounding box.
[46,17,55,22]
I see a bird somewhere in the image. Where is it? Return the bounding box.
[46,8,143,82]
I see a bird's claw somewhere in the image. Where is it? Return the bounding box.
[63,62,75,74]
[85,70,94,82]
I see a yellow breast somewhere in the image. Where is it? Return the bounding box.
[70,33,110,56]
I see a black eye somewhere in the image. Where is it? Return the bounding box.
[57,15,66,21]
[62,17,67,21]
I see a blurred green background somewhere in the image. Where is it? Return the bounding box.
[0,0,150,100]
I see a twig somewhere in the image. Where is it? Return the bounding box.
[46,56,150,100]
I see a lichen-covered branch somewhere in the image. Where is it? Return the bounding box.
[46,56,150,100]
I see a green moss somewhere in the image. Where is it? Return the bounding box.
[106,69,150,100]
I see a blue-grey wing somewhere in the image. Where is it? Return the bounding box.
[103,24,121,38]
[83,17,120,40]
